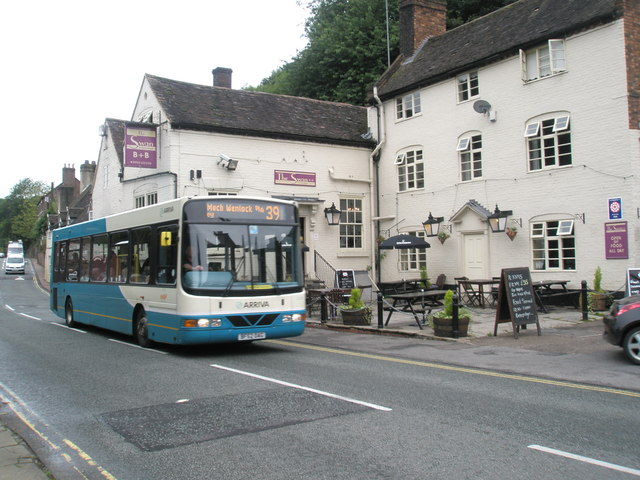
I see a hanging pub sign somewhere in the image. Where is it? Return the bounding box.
[604,221,628,259]
[494,267,541,339]
[124,124,157,168]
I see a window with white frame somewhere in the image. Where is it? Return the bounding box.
[457,134,482,181]
[521,39,566,82]
[525,115,571,171]
[395,92,421,120]
[399,231,427,271]
[134,192,158,209]
[457,71,479,102]
[531,220,576,271]
[397,149,424,192]
[339,198,363,249]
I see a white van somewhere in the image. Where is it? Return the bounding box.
[5,256,25,274]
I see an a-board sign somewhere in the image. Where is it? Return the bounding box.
[335,269,356,289]
[627,268,640,296]
[494,267,540,338]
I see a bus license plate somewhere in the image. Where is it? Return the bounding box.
[238,332,266,341]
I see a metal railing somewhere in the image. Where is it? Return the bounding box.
[313,250,336,288]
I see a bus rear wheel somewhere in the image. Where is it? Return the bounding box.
[134,311,152,348]
[65,298,77,327]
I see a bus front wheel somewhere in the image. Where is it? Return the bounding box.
[65,298,77,327]
[134,311,152,348]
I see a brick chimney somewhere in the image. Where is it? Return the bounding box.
[212,67,233,88]
[80,160,96,192]
[399,0,447,57]
[62,164,76,187]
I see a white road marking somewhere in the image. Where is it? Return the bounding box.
[211,363,392,412]
[19,313,41,321]
[529,445,640,476]
[108,339,168,354]
[5,305,15,311]
[50,322,87,333]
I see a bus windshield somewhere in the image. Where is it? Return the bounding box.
[182,223,303,295]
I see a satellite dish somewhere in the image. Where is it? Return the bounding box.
[473,99,492,114]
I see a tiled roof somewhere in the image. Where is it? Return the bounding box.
[376,0,621,99]
[145,74,372,148]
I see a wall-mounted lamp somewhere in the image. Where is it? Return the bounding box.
[218,153,238,171]
[422,212,444,237]
[324,202,341,226]
[487,205,513,233]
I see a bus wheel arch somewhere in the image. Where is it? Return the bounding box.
[65,297,77,327]
[133,305,152,348]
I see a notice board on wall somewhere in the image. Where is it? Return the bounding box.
[494,267,541,339]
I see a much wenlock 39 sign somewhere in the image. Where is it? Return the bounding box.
[494,267,541,339]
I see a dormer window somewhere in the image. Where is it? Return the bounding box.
[457,71,479,102]
[520,39,566,82]
[396,92,421,120]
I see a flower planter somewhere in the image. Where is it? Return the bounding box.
[432,316,470,337]
[590,293,608,311]
[340,308,371,326]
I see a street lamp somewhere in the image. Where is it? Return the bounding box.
[487,205,513,233]
[422,212,444,237]
[324,202,341,226]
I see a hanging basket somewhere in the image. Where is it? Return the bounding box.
[505,228,517,241]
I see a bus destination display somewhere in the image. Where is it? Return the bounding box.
[185,199,296,223]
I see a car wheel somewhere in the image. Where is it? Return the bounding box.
[65,298,77,327]
[134,311,152,348]
[622,326,640,365]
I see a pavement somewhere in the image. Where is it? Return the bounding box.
[0,259,611,480]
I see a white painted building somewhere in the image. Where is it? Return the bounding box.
[370,0,640,291]
[92,70,376,285]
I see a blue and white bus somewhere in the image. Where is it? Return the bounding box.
[50,196,306,346]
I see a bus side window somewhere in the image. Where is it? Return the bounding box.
[156,225,177,285]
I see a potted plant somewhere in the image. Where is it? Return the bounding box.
[339,288,371,325]
[588,266,608,311]
[420,265,431,290]
[432,289,471,337]
[437,231,450,244]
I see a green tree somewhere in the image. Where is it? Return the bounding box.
[0,178,48,251]
[251,0,516,105]
[446,0,517,29]
[252,0,399,105]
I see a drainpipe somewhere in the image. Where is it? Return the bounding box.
[370,86,386,286]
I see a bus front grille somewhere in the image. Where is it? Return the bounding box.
[227,314,279,327]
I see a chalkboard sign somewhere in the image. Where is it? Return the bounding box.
[335,269,356,289]
[494,267,540,338]
[627,268,640,296]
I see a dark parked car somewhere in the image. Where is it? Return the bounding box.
[603,295,640,364]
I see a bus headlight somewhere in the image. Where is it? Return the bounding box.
[183,318,222,328]
[282,314,304,323]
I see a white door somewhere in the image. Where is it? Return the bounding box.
[463,233,487,278]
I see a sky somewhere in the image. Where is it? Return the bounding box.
[0,0,309,198]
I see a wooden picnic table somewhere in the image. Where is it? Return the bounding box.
[532,280,575,312]
[384,290,447,329]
